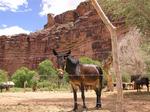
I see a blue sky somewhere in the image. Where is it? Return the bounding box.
[0,0,85,36]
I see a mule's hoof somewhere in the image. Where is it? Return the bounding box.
[83,106,87,112]
[72,109,77,112]
[83,109,87,112]
[72,108,78,112]
[96,106,101,110]
[83,106,87,109]
[96,104,101,109]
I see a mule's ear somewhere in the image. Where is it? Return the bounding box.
[52,49,58,56]
[66,50,71,55]
[64,50,71,57]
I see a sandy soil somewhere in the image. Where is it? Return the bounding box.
[0,90,150,112]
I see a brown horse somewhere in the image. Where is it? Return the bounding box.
[53,49,103,111]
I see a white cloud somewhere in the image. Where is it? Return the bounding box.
[0,0,30,12]
[1,24,7,28]
[0,26,31,36]
[39,0,86,16]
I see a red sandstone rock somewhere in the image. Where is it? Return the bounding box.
[54,10,78,24]
[76,1,94,16]
[44,14,55,28]
[0,1,126,75]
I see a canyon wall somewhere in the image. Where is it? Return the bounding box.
[0,1,126,75]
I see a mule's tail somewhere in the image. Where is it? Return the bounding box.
[96,66,103,81]
[96,66,103,76]
[96,66,103,90]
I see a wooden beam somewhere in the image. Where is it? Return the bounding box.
[90,0,123,112]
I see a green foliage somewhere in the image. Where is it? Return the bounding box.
[38,59,57,80]
[37,80,69,91]
[144,59,150,79]
[117,0,149,35]
[112,69,130,82]
[63,72,69,83]
[122,74,130,83]
[37,80,51,88]
[141,39,150,76]
[11,87,32,92]
[12,67,38,88]
[79,56,102,66]
[0,69,8,82]
[38,59,69,90]
[98,0,150,36]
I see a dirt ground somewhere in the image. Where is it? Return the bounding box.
[0,89,150,112]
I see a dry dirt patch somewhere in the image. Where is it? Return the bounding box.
[0,90,150,112]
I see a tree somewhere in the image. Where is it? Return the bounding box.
[12,67,38,88]
[91,0,123,112]
[93,1,149,111]
[0,69,8,83]
[118,28,145,75]
[98,0,150,36]
[141,39,150,78]
[98,0,150,75]
[38,59,57,80]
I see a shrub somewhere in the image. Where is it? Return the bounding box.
[37,80,70,91]
[122,74,130,83]
[37,80,50,88]
[12,67,38,88]
[38,59,57,80]
[0,69,8,83]
[37,80,57,91]
[121,70,131,83]
[79,56,102,66]
[63,72,69,83]
[113,70,131,83]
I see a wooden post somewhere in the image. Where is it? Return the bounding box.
[24,81,27,93]
[103,56,114,91]
[90,0,123,112]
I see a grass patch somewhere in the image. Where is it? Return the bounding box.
[10,87,32,92]
[4,83,70,92]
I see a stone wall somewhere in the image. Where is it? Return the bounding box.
[0,1,126,75]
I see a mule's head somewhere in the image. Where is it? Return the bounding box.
[53,49,71,79]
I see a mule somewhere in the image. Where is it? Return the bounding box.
[131,75,141,83]
[53,49,103,111]
[131,75,149,92]
[0,81,15,92]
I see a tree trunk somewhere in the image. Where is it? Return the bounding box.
[90,0,123,112]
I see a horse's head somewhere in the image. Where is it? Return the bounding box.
[53,49,71,79]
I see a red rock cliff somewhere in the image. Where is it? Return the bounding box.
[0,1,126,75]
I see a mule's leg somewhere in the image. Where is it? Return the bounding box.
[72,87,78,111]
[137,84,140,92]
[95,76,103,109]
[146,84,149,92]
[136,84,139,92]
[95,88,102,109]
[98,76,103,108]
[81,83,87,110]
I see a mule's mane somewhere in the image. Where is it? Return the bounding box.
[65,56,79,75]
[67,56,79,64]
